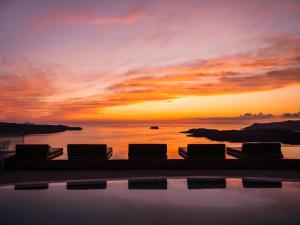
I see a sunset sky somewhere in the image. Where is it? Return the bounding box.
[0,0,300,123]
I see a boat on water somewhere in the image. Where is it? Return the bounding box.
[150,126,159,129]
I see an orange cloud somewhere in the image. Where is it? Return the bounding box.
[105,68,300,102]
[1,36,300,122]
[33,7,144,27]
[103,36,300,102]
[0,72,58,121]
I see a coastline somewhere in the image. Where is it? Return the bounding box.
[0,122,82,136]
[182,120,300,145]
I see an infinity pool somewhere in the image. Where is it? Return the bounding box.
[1,177,300,225]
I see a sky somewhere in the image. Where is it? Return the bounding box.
[0,0,300,123]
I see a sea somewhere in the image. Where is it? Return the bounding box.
[23,122,300,159]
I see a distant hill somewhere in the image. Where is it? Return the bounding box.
[182,120,300,145]
[244,120,300,131]
[0,122,82,135]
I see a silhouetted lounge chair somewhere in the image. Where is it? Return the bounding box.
[128,144,167,159]
[178,144,226,159]
[15,183,49,190]
[0,140,11,152]
[128,178,167,189]
[242,178,282,188]
[67,180,107,190]
[67,144,112,159]
[187,178,226,189]
[227,143,283,159]
[15,144,63,159]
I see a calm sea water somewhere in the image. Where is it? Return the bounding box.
[25,123,300,159]
[1,178,300,225]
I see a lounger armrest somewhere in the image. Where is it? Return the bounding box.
[106,147,113,159]
[178,147,187,152]
[226,147,244,158]
[178,147,188,159]
[107,147,113,154]
[48,148,63,159]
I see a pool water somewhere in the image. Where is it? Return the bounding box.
[0,177,300,225]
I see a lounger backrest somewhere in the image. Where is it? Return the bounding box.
[187,144,225,155]
[67,144,108,155]
[15,144,50,156]
[128,144,167,156]
[242,143,281,154]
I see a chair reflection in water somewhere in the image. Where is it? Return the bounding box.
[242,178,282,188]
[187,178,226,189]
[128,178,168,189]
[67,180,107,190]
[15,183,49,190]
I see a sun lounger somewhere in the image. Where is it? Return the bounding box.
[128,144,167,159]
[15,183,49,190]
[179,144,226,159]
[187,178,226,189]
[242,178,282,188]
[67,144,112,159]
[0,140,11,152]
[15,144,63,159]
[227,142,283,159]
[128,178,167,189]
[67,180,107,189]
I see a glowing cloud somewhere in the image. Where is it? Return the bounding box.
[0,0,300,122]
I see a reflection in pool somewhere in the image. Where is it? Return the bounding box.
[1,177,300,225]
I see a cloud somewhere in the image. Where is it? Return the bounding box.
[192,113,275,121]
[238,113,274,120]
[0,57,8,67]
[0,71,58,121]
[104,37,300,104]
[87,10,143,25]
[1,35,300,122]
[281,112,300,118]
[33,7,145,27]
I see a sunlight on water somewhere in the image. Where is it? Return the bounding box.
[24,123,300,159]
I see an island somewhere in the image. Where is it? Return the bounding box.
[182,120,300,145]
[0,122,82,135]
